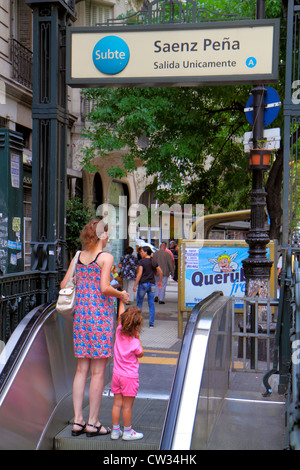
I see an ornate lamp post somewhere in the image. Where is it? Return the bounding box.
[242,0,273,322]
[242,142,274,304]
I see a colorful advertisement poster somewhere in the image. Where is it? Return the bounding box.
[181,241,275,309]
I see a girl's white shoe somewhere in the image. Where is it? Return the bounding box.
[122,429,144,440]
[111,429,123,440]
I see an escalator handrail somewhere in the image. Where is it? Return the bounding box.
[159,291,223,450]
[0,302,55,397]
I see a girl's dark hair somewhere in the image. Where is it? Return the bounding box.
[121,306,143,337]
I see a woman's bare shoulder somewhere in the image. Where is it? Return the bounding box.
[98,251,113,265]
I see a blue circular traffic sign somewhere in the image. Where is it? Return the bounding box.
[245,87,281,127]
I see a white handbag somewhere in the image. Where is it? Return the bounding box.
[56,251,81,317]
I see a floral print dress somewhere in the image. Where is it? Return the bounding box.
[73,252,114,358]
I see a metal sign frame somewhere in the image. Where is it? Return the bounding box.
[66,19,280,88]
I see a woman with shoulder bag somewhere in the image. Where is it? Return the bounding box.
[60,219,129,437]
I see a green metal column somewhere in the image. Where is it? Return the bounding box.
[0,129,24,274]
[25,0,76,300]
[282,0,295,246]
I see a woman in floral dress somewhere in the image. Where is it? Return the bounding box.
[60,219,129,437]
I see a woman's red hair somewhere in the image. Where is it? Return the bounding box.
[80,218,101,249]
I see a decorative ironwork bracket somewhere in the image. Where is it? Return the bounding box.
[101,0,251,27]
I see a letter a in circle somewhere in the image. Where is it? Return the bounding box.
[246,57,257,68]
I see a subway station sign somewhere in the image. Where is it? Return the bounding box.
[66,19,280,88]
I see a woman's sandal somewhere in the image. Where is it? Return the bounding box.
[86,423,111,437]
[71,422,86,436]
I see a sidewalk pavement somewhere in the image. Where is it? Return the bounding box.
[137,278,183,398]
[138,278,182,351]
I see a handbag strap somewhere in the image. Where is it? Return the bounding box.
[70,251,81,279]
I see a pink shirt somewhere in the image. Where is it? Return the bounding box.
[113,325,143,378]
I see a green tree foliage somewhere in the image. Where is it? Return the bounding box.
[65,198,95,257]
[82,82,253,212]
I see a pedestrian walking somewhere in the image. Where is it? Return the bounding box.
[60,219,129,437]
[171,242,179,282]
[111,301,144,441]
[118,246,138,303]
[133,246,163,327]
[136,245,142,260]
[152,242,174,304]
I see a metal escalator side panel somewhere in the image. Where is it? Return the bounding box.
[159,292,224,449]
[0,303,53,399]
[0,326,58,449]
[172,327,209,449]
[160,293,232,450]
[0,304,76,450]
[190,300,232,450]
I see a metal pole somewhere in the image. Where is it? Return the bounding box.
[282,0,295,247]
[256,0,265,20]
[253,0,265,149]
[242,0,273,331]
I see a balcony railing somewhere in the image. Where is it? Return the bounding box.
[10,38,33,90]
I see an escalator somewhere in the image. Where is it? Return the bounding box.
[0,303,79,449]
[0,293,234,450]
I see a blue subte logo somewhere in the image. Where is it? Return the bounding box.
[92,36,130,75]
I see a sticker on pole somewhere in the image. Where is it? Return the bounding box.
[92,36,130,75]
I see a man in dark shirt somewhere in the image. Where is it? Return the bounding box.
[171,242,178,282]
[133,246,162,328]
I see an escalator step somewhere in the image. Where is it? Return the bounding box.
[54,429,159,450]
[54,396,168,451]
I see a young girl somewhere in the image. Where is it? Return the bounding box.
[111,301,144,441]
